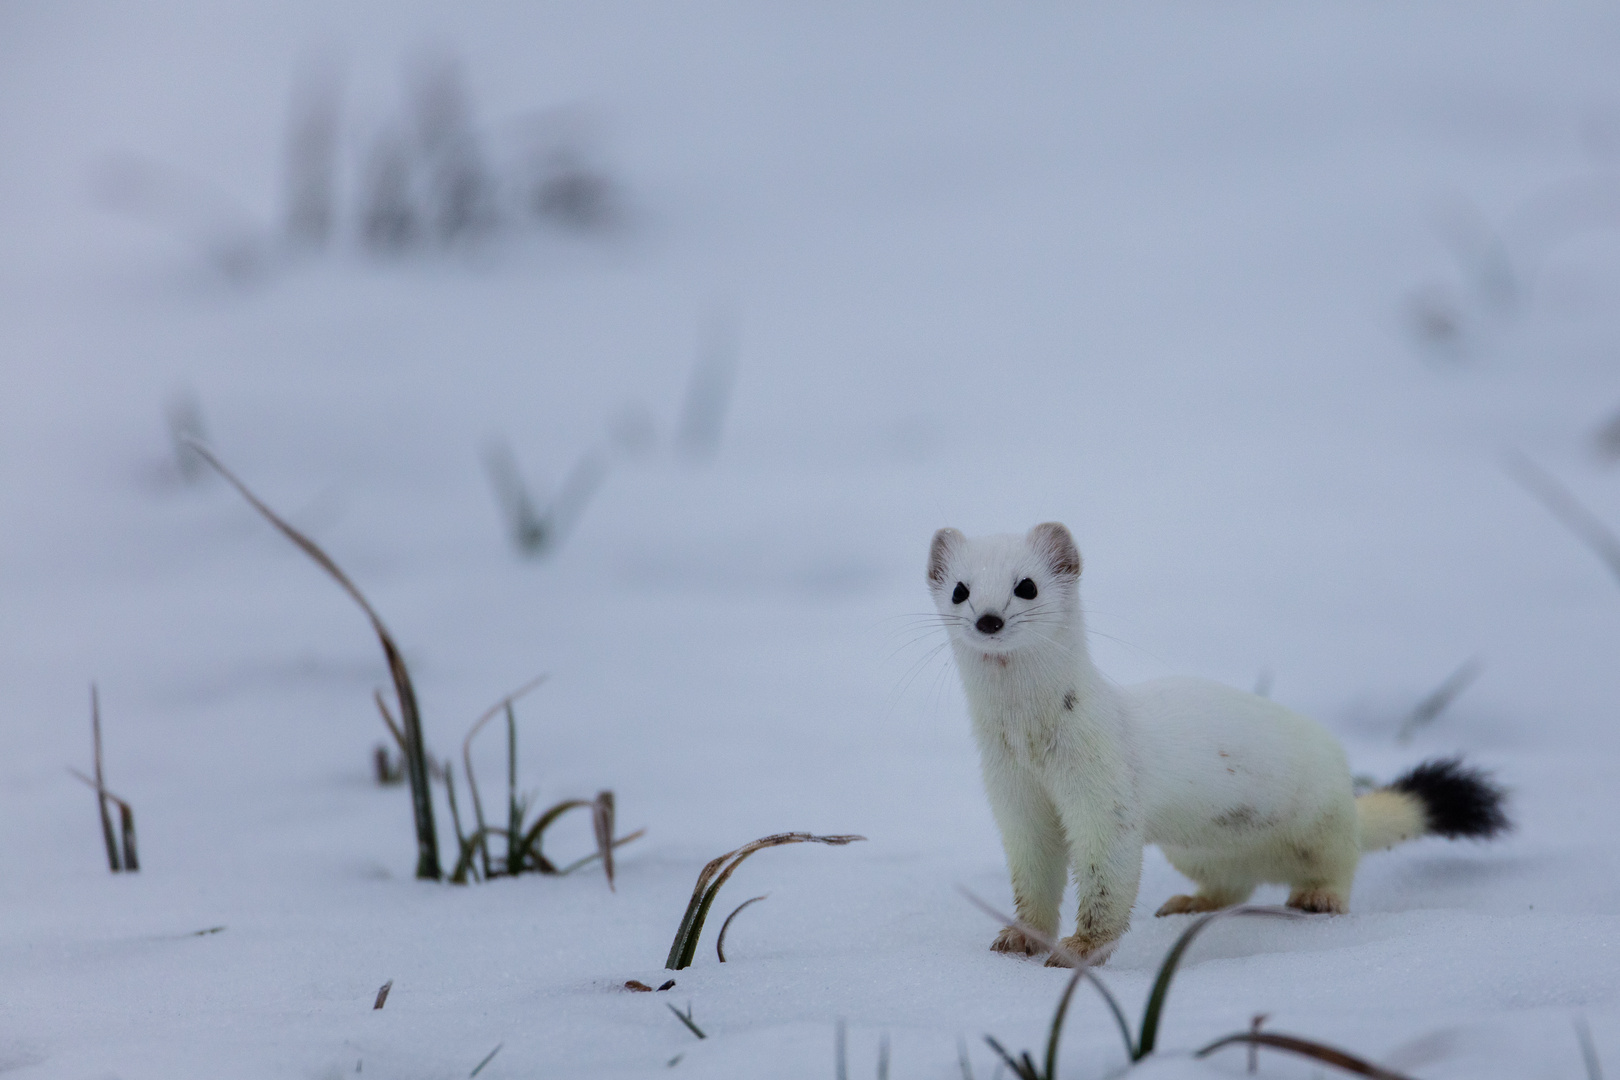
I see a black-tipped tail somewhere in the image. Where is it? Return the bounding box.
[1390,757,1511,839]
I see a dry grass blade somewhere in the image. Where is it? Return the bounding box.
[1197,1031,1418,1080]
[468,1043,502,1078]
[67,767,138,873]
[664,833,866,970]
[1398,657,1483,744]
[89,684,119,872]
[554,828,645,876]
[1576,1016,1605,1080]
[957,1036,976,1080]
[592,790,616,890]
[373,980,393,1010]
[667,1002,706,1039]
[715,894,767,962]
[1505,450,1620,586]
[186,440,440,880]
[1136,905,1301,1058]
[513,797,591,873]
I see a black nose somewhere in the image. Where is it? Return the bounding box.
[975,613,1004,635]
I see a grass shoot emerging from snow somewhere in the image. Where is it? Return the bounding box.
[665,833,865,970]
[446,681,642,886]
[965,891,1310,1076]
[67,683,138,873]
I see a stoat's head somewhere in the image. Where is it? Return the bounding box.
[927,522,1082,656]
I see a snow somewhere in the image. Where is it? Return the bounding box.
[3,3,1620,1077]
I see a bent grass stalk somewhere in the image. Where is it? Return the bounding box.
[1196,1030,1417,1080]
[715,894,767,962]
[665,833,865,971]
[187,441,440,879]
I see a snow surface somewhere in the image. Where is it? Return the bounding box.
[3,3,1620,1077]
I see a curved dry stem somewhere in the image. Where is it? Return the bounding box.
[1197,1031,1417,1080]
[514,798,591,873]
[555,828,645,876]
[715,895,767,962]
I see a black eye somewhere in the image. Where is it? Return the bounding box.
[1014,578,1037,600]
[951,582,969,604]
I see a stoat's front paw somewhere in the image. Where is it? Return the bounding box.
[1043,934,1118,968]
[990,926,1047,957]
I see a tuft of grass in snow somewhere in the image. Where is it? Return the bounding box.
[965,890,1301,1076]
[482,437,608,558]
[664,833,866,971]
[447,680,641,886]
[187,441,442,880]
[67,684,138,872]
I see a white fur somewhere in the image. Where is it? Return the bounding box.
[929,524,1423,964]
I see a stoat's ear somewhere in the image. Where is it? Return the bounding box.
[928,528,965,586]
[1027,522,1081,579]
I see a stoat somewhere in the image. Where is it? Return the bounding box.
[928,522,1509,966]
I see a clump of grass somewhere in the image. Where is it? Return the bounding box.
[665,833,865,970]
[447,679,642,886]
[965,892,1300,1076]
[68,684,138,873]
[482,438,608,558]
[1397,656,1483,744]
[187,442,441,879]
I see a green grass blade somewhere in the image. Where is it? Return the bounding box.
[1136,905,1299,1058]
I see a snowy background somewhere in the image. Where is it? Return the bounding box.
[3,3,1620,1077]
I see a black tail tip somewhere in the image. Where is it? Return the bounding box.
[1390,757,1512,840]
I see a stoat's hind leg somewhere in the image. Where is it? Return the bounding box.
[1155,848,1255,917]
[1285,885,1349,914]
[1154,880,1255,917]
